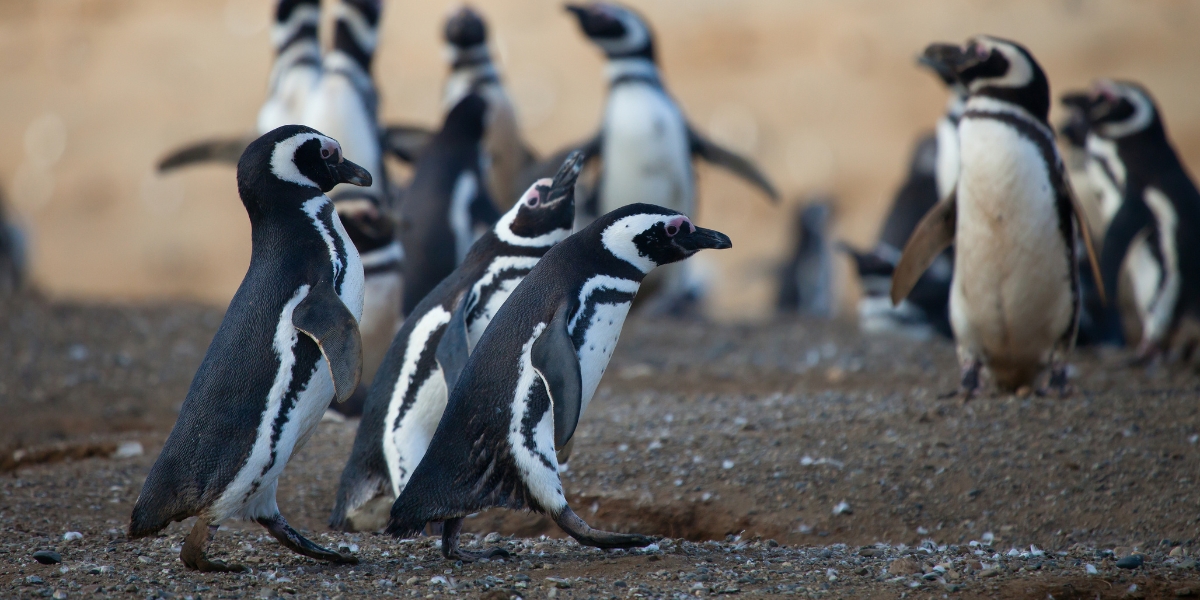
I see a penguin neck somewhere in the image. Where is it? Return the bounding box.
[964,95,1053,138]
[323,51,376,98]
[448,43,492,70]
[443,60,499,111]
[491,207,573,250]
[944,92,967,124]
[606,57,661,88]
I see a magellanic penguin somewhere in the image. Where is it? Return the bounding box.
[385,203,731,560]
[329,152,584,533]
[398,93,501,315]
[777,201,835,318]
[129,126,370,571]
[1068,80,1200,360]
[562,2,775,312]
[890,37,1104,396]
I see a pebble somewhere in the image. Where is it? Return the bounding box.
[32,551,62,565]
[1117,554,1145,569]
[1174,588,1194,597]
[887,558,920,575]
[26,575,45,585]
[980,568,1000,578]
[62,531,83,542]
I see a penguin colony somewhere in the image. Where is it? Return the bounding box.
[128,0,1200,571]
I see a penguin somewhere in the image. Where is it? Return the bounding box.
[385,203,731,560]
[1069,80,1200,360]
[398,93,501,315]
[128,125,370,571]
[329,152,584,532]
[0,187,26,295]
[777,201,835,318]
[561,1,775,312]
[890,36,1103,396]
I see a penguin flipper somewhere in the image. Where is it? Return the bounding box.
[686,125,779,202]
[381,124,435,163]
[435,292,470,392]
[157,134,256,172]
[1099,192,1154,303]
[293,282,364,403]
[531,302,583,449]
[891,196,957,306]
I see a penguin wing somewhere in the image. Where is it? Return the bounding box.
[530,302,583,449]
[469,174,502,227]
[686,125,779,202]
[435,291,470,391]
[1060,173,1106,305]
[157,134,257,172]
[381,124,436,163]
[890,195,956,306]
[1099,190,1154,303]
[292,281,364,403]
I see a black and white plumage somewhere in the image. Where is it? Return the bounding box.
[385,203,731,561]
[398,93,502,315]
[891,36,1102,395]
[329,153,584,532]
[1065,80,1200,360]
[0,188,26,295]
[129,126,370,572]
[777,201,835,318]
[560,2,774,312]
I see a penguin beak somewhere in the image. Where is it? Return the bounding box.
[330,158,372,188]
[546,150,586,205]
[564,4,590,22]
[675,226,732,252]
[920,42,981,77]
[916,53,959,86]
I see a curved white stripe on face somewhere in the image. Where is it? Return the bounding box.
[1085,135,1125,224]
[271,4,320,49]
[333,2,378,54]
[271,133,336,188]
[1143,187,1181,344]
[382,307,453,496]
[208,285,309,521]
[604,57,659,84]
[594,9,650,56]
[507,323,568,513]
[967,39,1032,93]
[600,213,672,273]
[450,171,478,264]
[1097,86,1155,139]
[492,179,572,247]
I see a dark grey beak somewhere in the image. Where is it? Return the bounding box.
[676,226,732,252]
[547,150,586,203]
[917,53,959,86]
[332,158,372,187]
[564,4,589,21]
[921,43,976,78]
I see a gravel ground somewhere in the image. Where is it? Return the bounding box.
[3,290,1200,598]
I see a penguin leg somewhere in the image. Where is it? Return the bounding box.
[439,518,511,562]
[553,505,656,549]
[180,519,248,573]
[939,358,981,401]
[256,514,358,565]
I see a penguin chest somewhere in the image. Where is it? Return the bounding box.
[382,307,453,496]
[601,86,693,213]
[934,116,959,202]
[951,119,1074,360]
[570,275,641,414]
[258,61,319,133]
[466,256,541,350]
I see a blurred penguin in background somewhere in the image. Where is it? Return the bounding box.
[777,200,835,318]
[0,188,27,296]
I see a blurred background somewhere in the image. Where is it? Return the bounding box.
[2,0,1198,320]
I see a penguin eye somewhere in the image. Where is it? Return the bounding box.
[321,148,332,159]
[665,224,679,237]
[526,194,540,207]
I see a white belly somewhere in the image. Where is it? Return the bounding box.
[950,119,1074,370]
[508,323,568,513]
[382,307,452,496]
[257,64,319,133]
[576,301,632,414]
[302,74,385,201]
[600,85,693,215]
[1127,230,1162,323]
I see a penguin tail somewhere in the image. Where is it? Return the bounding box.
[156,135,255,173]
[329,470,391,532]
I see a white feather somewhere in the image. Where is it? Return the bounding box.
[508,323,567,513]
[1142,187,1181,344]
[449,171,478,264]
[600,213,673,273]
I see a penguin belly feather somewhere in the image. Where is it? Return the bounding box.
[600,85,693,215]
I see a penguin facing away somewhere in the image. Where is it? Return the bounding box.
[129,125,370,572]
[330,153,584,533]
[1071,80,1200,360]
[398,93,502,315]
[891,36,1103,396]
[385,203,732,560]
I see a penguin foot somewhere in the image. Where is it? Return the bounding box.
[940,360,982,402]
[257,514,359,565]
[1037,366,1074,398]
[1131,340,1164,366]
[180,520,249,573]
[554,505,657,549]
[440,518,511,562]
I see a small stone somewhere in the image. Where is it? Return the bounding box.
[1116,554,1144,569]
[26,576,45,585]
[858,548,879,557]
[887,558,920,575]
[1171,547,1187,558]
[832,501,852,515]
[944,583,964,592]
[484,532,502,543]
[32,551,62,565]
[62,532,83,542]
[405,577,419,586]
[112,441,144,459]
[1174,588,1194,597]
[52,590,67,600]
[980,568,1000,578]
[125,585,138,593]
[614,581,627,588]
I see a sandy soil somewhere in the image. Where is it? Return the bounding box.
[3,290,1200,598]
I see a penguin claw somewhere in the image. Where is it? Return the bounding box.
[257,514,358,565]
[553,505,656,549]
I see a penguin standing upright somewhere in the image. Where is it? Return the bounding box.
[398,93,501,315]
[330,153,584,532]
[129,126,370,571]
[1068,80,1200,359]
[0,187,26,295]
[562,2,775,312]
[385,203,731,560]
[891,37,1102,395]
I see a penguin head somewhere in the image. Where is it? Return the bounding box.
[565,2,655,61]
[922,36,1049,121]
[596,204,731,274]
[500,151,584,244]
[1058,91,1093,149]
[444,6,491,68]
[1078,80,1161,140]
[238,125,372,212]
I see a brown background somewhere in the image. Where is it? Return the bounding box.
[3,0,1198,319]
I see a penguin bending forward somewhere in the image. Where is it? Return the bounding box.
[330,152,584,532]
[129,126,370,571]
[891,37,1103,396]
[385,203,731,560]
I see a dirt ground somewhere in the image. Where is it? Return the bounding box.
[4,289,1200,599]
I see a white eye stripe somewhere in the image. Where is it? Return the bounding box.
[270,133,336,188]
[600,213,673,273]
